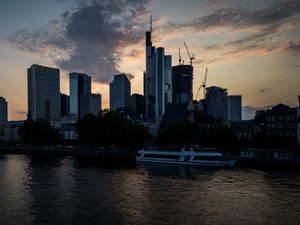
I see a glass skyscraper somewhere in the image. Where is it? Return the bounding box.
[27,64,60,121]
[0,97,8,125]
[69,72,91,119]
[109,74,131,111]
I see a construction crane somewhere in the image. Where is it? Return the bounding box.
[178,48,182,65]
[184,42,195,65]
[195,67,208,100]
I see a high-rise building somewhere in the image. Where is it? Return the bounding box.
[109,74,131,111]
[145,17,172,120]
[80,94,101,118]
[60,93,70,117]
[69,72,91,119]
[27,64,60,121]
[297,96,300,148]
[206,86,228,122]
[0,97,8,125]
[228,95,242,121]
[172,65,193,104]
[131,94,145,118]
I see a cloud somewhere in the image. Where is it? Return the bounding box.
[9,0,151,83]
[285,41,300,55]
[162,0,300,65]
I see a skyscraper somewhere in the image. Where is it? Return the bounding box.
[80,94,101,118]
[109,74,131,111]
[145,17,172,120]
[27,64,60,121]
[206,86,228,122]
[228,95,242,121]
[69,72,91,119]
[60,93,70,117]
[0,97,8,125]
[172,65,193,104]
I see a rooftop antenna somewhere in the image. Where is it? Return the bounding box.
[150,15,152,32]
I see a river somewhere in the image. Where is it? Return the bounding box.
[0,154,299,225]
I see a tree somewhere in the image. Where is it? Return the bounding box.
[20,120,59,145]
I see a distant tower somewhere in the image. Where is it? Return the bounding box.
[172,65,193,104]
[228,95,242,121]
[69,72,91,119]
[80,93,101,118]
[27,64,60,121]
[109,74,131,111]
[145,16,172,120]
[0,97,8,125]
[60,93,70,117]
[206,86,228,122]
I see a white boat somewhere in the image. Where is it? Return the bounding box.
[136,148,236,167]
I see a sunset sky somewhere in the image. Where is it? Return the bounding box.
[0,0,299,120]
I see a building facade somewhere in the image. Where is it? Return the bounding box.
[80,94,102,118]
[144,19,172,120]
[297,96,300,148]
[206,86,228,122]
[131,94,145,118]
[110,74,131,111]
[69,72,91,119]
[228,95,242,121]
[60,93,70,117]
[172,65,193,105]
[0,97,8,125]
[27,64,60,121]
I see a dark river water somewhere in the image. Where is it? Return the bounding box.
[0,154,300,225]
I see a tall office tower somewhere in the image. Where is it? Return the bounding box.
[228,95,242,121]
[131,94,145,118]
[145,17,172,120]
[80,94,101,118]
[164,55,172,106]
[0,97,8,125]
[109,74,131,111]
[27,64,60,121]
[69,72,91,119]
[206,86,228,122]
[297,95,300,148]
[172,65,193,104]
[60,93,70,117]
[145,17,156,119]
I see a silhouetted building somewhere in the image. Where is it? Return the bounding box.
[254,104,298,149]
[69,72,91,119]
[80,94,101,118]
[0,97,8,125]
[131,94,145,118]
[172,65,193,105]
[2,121,23,142]
[206,86,228,122]
[144,18,172,120]
[27,64,60,121]
[228,95,242,121]
[110,74,131,111]
[297,96,300,147]
[60,93,70,117]
[230,120,256,140]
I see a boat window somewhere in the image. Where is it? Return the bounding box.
[193,156,222,161]
[145,154,179,159]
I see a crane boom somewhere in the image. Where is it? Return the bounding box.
[195,67,208,100]
[184,42,195,65]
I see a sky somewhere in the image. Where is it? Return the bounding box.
[0,0,299,121]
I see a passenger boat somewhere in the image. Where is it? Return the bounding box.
[136,148,236,167]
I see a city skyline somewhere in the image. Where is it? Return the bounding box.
[0,0,300,120]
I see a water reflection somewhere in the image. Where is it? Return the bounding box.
[0,155,300,225]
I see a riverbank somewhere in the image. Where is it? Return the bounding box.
[0,145,137,163]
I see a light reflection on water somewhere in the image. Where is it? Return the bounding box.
[0,154,300,225]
